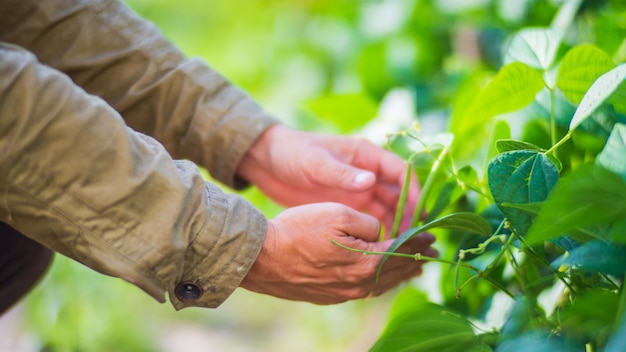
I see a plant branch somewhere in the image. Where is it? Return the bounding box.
[411,145,449,227]
[389,164,412,239]
[545,132,571,156]
[330,239,514,298]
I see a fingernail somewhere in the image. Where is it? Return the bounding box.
[353,172,373,187]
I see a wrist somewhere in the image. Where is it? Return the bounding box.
[236,124,283,183]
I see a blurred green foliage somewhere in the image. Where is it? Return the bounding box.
[14,0,626,351]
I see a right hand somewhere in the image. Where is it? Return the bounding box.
[239,203,437,304]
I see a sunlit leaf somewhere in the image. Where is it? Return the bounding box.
[597,123,626,180]
[569,64,626,131]
[504,28,563,70]
[525,164,626,245]
[551,241,626,276]
[556,44,615,104]
[487,120,512,165]
[304,92,378,133]
[488,151,560,236]
[550,0,583,33]
[376,213,492,280]
[460,63,545,132]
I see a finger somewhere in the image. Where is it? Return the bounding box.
[351,140,413,187]
[330,204,381,243]
[304,147,376,191]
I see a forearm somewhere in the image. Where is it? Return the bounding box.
[0,43,266,309]
[0,0,278,188]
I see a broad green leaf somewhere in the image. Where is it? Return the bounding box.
[609,219,626,245]
[525,164,626,245]
[425,180,462,223]
[569,64,626,131]
[556,45,615,104]
[457,165,483,195]
[605,314,626,352]
[371,302,477,352]
[551,241,626,276]
[376,213,492,280]
[499,297,537,338]
[495,139,562,171]
[496,332,581,352]
[504,28,562,70]
[487,120,512,164]
[503,202,603,244]
[597,123,626,180]
[304,92,378,133]
[550,0,583,33]
[488,151,559,236]
[557,288,619,343]
[456,63,545,134]
[496,139,544,153]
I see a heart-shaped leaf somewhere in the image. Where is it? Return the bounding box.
[488,150,560,236]
[495,139,562,171]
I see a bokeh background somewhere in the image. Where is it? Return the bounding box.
[2,0,624,351]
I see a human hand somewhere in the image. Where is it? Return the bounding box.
[239,203,437,304]
[237,125,420,233]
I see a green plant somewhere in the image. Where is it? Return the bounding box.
[336,1,626,351]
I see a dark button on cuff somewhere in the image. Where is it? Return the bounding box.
[175,282,203,301]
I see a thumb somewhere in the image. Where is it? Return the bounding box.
[338,206,381,243]
[306,148,375,191]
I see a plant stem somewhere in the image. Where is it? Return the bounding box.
[412,145,448,227]
[545,132,571,156]
[549,88,557,149]
[482,222,513,278]
[389,164,412,240]
[330,239,515,298]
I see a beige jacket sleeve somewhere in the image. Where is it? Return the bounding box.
[0,0,278,188]
[0,0,278,310]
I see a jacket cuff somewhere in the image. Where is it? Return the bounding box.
[169,183,266,309]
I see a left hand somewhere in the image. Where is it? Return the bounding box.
[236,125,420,232]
